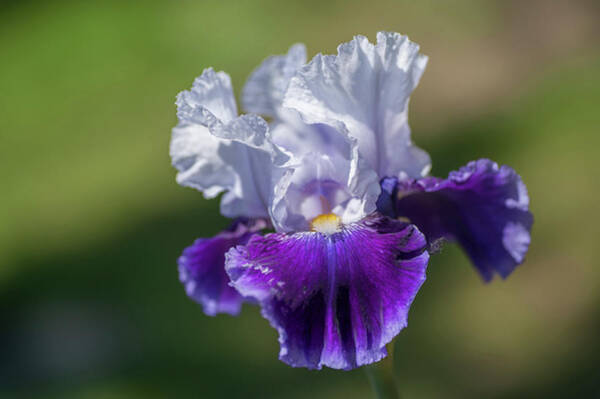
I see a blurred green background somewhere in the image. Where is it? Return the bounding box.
[1,0,599,398]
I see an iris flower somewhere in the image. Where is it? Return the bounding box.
[170,32,533,370]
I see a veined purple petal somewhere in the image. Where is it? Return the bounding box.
[384,159,533,281]
[178,219,266,316]
[226,215,428,370]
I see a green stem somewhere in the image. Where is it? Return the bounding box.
[364,342,400,399]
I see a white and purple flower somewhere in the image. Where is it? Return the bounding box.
[170,32,533,370]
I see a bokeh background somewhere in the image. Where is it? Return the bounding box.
[1,0,599,397]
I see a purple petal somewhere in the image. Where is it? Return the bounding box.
[226,215,428,370]
[178,219,266,316]
[387,159,533,281]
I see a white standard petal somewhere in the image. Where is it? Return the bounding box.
[170,123,235,198]
[270,108,351,159]
[283,31,431,179]
[176,68,237,124]
[270,127,380,233]
[242,44,307,118]
[218,140,289,219]
[172,68,290,219]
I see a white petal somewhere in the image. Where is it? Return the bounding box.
[283,32,430,179]
[242,44,306,118]
[219,141,288,219]
[270,108,349,159]
[170,123,235,198]
[271,128,380,232]
[170,122,285,219]
[176,68,237,124]
[172,68,289,219]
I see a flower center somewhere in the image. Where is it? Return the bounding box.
[310,213,341,235]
